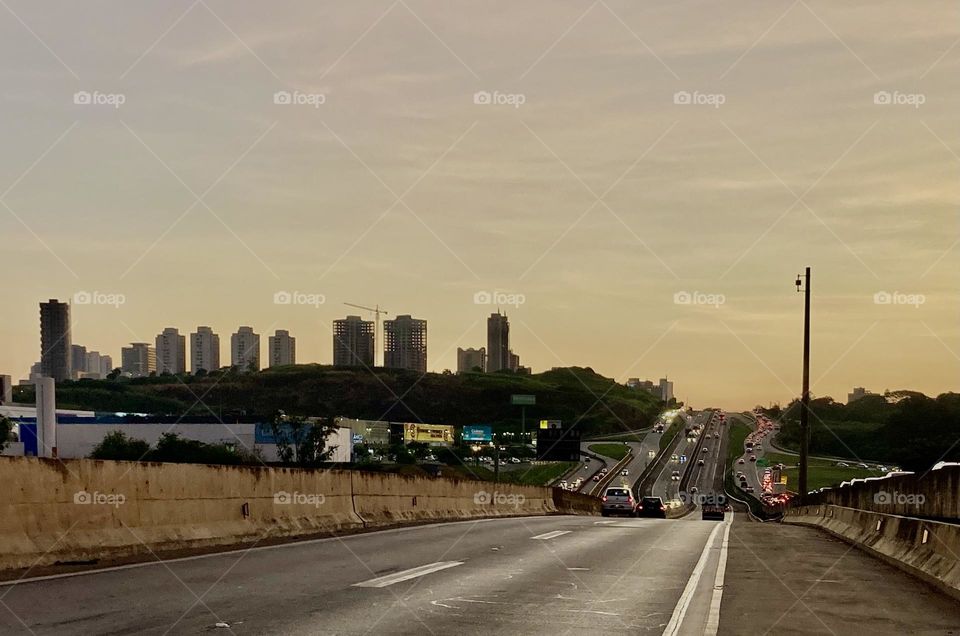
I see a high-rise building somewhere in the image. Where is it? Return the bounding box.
[659,377,674,402]
[333,316,375,367]
[268,330,296,367]
[231,326,260,371]
[155,328,186,375]
[191,326,220,373]
[486,312,509,372]
[121,343,156,377]
[99,354,113,377]
[456,347,486,374]
[85,351,102,379]
[384,315,427,373]
[40,299,72,382]
[70,344,87,378]
[508,350,520,372]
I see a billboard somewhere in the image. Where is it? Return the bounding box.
[463,425,492,442]
[403,423,454,445]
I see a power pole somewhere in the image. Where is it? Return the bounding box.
[796,267,811,505]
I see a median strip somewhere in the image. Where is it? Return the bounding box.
[352,561,464,588]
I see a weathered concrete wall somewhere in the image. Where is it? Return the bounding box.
[785,504,960,601]
[0,457,596,571]
[803,466,960,520]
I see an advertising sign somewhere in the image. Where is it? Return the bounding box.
[511,394,536,406]
[463,425,493,442]
[402,423,454,445]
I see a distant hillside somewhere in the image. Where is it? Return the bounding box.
[12,365,663,436]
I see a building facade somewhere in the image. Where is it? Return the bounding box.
[456,347,486,374]
[268,329,296,367]
[156,328,186,375]
[39,299,72,382]
[121,343,156,377]
[333,316,375,367]
[486,312,510,372]
[384,315,427,373]
[191,326,220,373]
[231,326,260,371]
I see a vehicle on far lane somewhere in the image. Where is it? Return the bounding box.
[697,459,705,466]
[601,487,636,517]
[638,496,667,519]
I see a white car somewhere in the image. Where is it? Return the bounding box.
[621,469,629,476]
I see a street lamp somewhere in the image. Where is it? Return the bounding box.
[795,267,811,504]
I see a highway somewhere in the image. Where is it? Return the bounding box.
[0,515,734,635]
[647,410,711,504]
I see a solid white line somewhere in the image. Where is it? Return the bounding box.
[352,561,463,588]
[531,530,571,540]
[705,514,733,635]
[661,519,725,636]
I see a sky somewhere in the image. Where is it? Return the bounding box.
[1,0,958,411]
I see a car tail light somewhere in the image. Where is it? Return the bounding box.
[602,496,607,502]
[628,498,634,505]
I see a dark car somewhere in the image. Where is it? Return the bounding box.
[601,487,636,517]
[638,496,667,519]
[701,503,725,521]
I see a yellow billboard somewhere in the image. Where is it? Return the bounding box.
[403,423,454,445]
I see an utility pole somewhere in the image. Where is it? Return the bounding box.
[796,267,811,505]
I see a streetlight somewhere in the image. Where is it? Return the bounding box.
[795,267,811,504]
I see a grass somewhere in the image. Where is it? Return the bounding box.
[584,431,647,443]
[763,452,880,491]
[447,461,576,486]
[726,421,751,469]
[588,443,630,460]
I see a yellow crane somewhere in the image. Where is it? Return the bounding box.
[343,302,388,367]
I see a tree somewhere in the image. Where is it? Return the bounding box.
[270,412,339,467]
[90,431,151,461]
[0,417,14,452]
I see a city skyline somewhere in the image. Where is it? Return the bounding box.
[1,2,957,410]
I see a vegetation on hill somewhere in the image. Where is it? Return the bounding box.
[767,392,960,471]
[12,365,663,437]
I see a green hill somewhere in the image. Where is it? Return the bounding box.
[13,365,663,436]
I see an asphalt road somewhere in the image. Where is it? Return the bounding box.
[649,411,711,504]
[0,515,734,635]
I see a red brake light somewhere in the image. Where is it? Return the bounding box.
[602,496,607,502]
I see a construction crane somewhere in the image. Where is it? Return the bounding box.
[343,302,388,367]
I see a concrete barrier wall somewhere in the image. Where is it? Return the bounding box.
[553,488,602,515]
[804,466,960,520]
[0,457,595,571]
[785,504,960,601]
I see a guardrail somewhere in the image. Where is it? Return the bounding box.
[635,425,687,497]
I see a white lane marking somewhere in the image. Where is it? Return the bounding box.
[661,520,726,636]
[705,514,733,635]
[353,561,463,588]
[594,520,616,525]
[531,530,571,540]
[567,567,590,571]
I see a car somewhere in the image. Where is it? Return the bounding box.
[745,486,755,493]
[702,447,709,453]
[671,470,680,481]
[648,450,656,458]
[738,458,745,465]
[702,502,725,521]
[601,487,636,517]
[857,463,869,469]
[600,468,608,474]
[697,459,705,466]
[638,496,667,518]
[621,469,629,476]
[714,432,720,438]
[592,475,601,482]
[690,486,698,494]
[749,455,757,462]
[836,461,849,467]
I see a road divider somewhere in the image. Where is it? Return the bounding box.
[0,456,600,572]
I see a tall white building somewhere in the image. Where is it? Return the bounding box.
[268,330,296,367]
[191,326,220,374]
[155,328,186,375]
[659,377,674,402]
[100,354,113,377]
[231,326,260,371]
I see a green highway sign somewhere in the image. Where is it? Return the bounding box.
[511,394,536,406]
